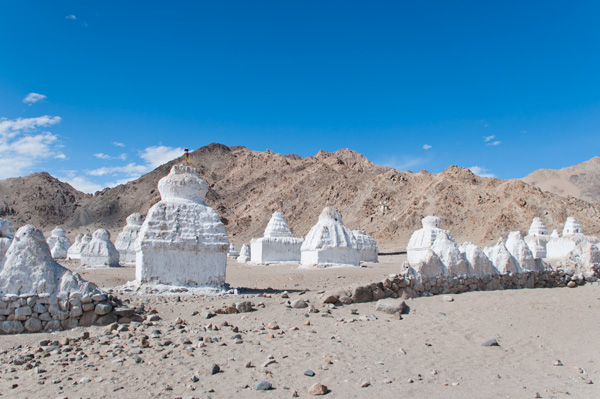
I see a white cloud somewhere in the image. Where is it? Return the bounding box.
[469,166,497,178]
[422,144,432,150]
[139,145,184,169]
[22,93,47,105]
[64,176,104,194]
[0,116,64,179]
[94,153,127,161]
[381,155,427,171]
[484,135,495,142]
[65,14,77,20]
[112,141,125,147]
[487,140,501,146]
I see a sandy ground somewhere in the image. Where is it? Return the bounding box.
[1,256,599,399]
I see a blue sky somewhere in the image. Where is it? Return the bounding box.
[1,1,599,192]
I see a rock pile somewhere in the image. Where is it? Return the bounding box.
[115,213,144,265]
[135,165,229,287]
[80,229,120,268]
[250,211,303,264]
[46,226,71,260]
[300,207,360,267]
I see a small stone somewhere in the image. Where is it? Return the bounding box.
[209,364,220,375]
[201,310,216,319]
[375,298,406,315]
[567,281,577,288]
[267,322,279,330]
[235,301,253,313]
[79,377,91,383]
[361,381,370,388]
[321,295,338,304]
[254,381,272,391]
[308,383,328,395]
[304,369,315,377]
[534,393,542,398]
[94,303,113,316]
[291,299,308,309]
[443,295,454,302]
[553,360,563,366]
[482,339,500,347]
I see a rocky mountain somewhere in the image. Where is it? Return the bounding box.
[522,156,600,203]
[1,144,600,250]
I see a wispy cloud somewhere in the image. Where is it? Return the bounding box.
[422,144,432,150]
[0,116,65,179]
[63,175,103,194]
[65,14,77,20]
[93,153,127,161]
[380,155,427,171]
[469,166,496,178]
[487,140,501,146]
[112,141,125,147]
[85,145,184,185]
[484,135,495,142]
[22,93,47,105]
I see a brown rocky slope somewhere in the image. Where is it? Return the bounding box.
[523,156,600,203]
[1,143,599,250]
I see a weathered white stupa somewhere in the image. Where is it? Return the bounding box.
[67,233,91,260]
[228,243,239,258]
[546,217,599,261]
[505,231,540,271]
[459,242,497,276]
[46,226,71,260]
[483,238,520,274]
[135,165,229,286]
[300,207,359,267]
[0,225,97,295]
[237,244,250,263]
[115,213,145,265]
[0,217,14,260]
[251,211,303,264]
[80,229,120,268]
[352,230,379,263]
[406,216,470,276]
[524,218,550,259]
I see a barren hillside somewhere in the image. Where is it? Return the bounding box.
[523,156,600,203]
[1,144,600,250]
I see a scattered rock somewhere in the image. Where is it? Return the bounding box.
[375,298,406,315]
[482,339,500,347]
[291,298,308,308]
[443,295,454,302]
[308,383,328,395]
[254,381,272,391]
[304,369,315,377]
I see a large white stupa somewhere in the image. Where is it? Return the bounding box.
[524,217,550,259]
[352,230,379,263]
[300,207,360,267]
[251,211,303,264]
[546,217,599,260]
[46,226,71,260]
[115,213,144,265]
[0,217,14,260]
[80,229,120,268]
[135,165,229,287]
[0,225,97,295]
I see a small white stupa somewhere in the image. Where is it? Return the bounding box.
[67,233,91,260]
[352,230,379,263]
[46,226,71,260]
[80,229,120,268]
[546,217,599,260]
[505,231,539,271]
[483,239,520,274]
[0,217,14,260]
[459,242,497,276]
[228,243,240,258]
[251,211,303,264]
[115,213,144,265]
[524,217,550,259]
[237,244,250,263]
[0,225,97,295]
[300,207,359,267]
[135,165,229,287]
[407,216,444,266]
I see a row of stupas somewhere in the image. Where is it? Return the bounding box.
[405,215,599,278]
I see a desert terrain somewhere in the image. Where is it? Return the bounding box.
[0,257,599,399]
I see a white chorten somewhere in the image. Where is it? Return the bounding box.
[505,231,539,271]
[0,225,97,295]
[300,207,359,267]
[0,217,14,260]
[525,218,550,259]
[115,213,144,265]
[406,216,444,266]
[67,233,91,260]
[352,230,379,263]
[251,211,303,264]
[546,217,599,260]
[228,243,239,258]
[483,239,520,274]
[135,165,229,286]
[459,242,497,276]
[80,229,120,268]
[46,226,71,260]
[237,244,250,263]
